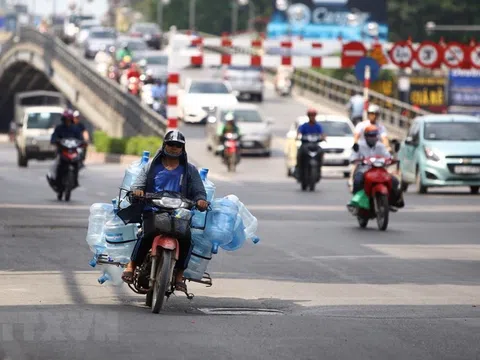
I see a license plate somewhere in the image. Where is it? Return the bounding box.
[455,166,480,174]
[325,159,345,164]
[242,141,254,147]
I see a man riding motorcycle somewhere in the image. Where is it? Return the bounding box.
[126,63,141,80]
[295,108,326,177]
[217,112,241,154]
[120,130,208,294]
[350,125,404,209]
[48,109,84,189]
[116,44,133,62]
[353,104,390,151]
[346,91,364,126]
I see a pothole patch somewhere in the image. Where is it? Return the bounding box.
[198,307,284,315]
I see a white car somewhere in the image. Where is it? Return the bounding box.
[178,78,238,124]
[284,115,355,178]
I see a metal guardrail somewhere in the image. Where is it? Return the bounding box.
[182,31,431,137]
[0,27,167,137]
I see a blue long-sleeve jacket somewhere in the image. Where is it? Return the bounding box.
[50,124,83,144]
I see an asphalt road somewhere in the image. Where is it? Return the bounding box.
[1,46,480,360]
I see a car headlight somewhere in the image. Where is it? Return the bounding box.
[152,198,183,208]
[424,146,440,161]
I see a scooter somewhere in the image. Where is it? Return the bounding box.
[222,133,241,172]
[295,134,324,191]
[347,156,399,231]
[276,77,292,96]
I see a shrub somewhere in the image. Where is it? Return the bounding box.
[93,130,162,156]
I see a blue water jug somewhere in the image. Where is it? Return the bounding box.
[204,198,238,253]
[103,199,139,264]
[119,151,150,209]
[225,194,260,244]
[199,168,215,202]
[220,213,246,251]
[184,231,212,280]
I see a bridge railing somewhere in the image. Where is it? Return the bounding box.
[181,31,430,138]
[1,27,167,137]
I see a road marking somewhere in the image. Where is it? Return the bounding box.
[365,244,480,261]
[311,255,390,260]
[198,308,284,315]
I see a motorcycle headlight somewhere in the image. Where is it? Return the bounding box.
[372,158,386,167]
[424,146,440,161]
[152,198,183,208]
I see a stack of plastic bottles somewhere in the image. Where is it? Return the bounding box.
[184,168,260,281]
[85,151,150,285]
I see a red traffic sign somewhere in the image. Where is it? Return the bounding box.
[469,44,480,69]
[443,42,466,68]
[415,41,443,68]
[388,41,414,67]
[341,41,367,68]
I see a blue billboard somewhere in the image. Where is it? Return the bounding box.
[448,69,480,107]
[268,0,389,41]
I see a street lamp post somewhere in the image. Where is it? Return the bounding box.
[231,0,238,34]
[425,21,480,34]
[189,0,196,30]
[157,0,170,31]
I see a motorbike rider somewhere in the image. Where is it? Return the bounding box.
[295,108,326,177]
[353,104,390,151]
[116,44,133,62]
[350,125,404,209]
[126,63,141,80]
[151,79,167,100]
[119,130,208,294]
[72,110,89,165]
[48,109,84,189]
[143,69,155,85]
[346,91,364,126]
[217,112,241,154]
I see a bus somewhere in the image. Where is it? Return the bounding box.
[267,0,388,42]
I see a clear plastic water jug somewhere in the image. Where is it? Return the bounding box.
[204,198,238,253]
[199,168,215,202]
[86,203,114,259]
[220,213,246,251]
[97,265,124,285]
[119,150,150,209]
[103,199,139,264]
[184,231,212,280]
[225,194,260,244]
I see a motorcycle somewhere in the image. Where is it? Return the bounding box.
[295,134,324,191]
[128,77,141,97]
[347,156,398,231]
[107,65,120,83]
[115,191,210,313]
[47,138,85,201]
[275,77,292,96]
[222,133,241,172]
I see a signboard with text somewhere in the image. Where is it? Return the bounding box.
[408,77,447,112]
[448,69,480,107]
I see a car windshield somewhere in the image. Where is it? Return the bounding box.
[424,121,480,141]
[90,30,115,39]
[27,112,62,129]
[144,56,168,65]
[188,82,229,94]
[127,41,148,50]
[319,121,353,136]
[221,110,262,123]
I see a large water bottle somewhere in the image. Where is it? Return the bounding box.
[204,197,238,254]
[220,213,246,251]
[225,194,260,244]
[103,199,139,264]
[184,231,212,280]
[86,203,114,266]
[97,265,124,285]
[119,150,150,209]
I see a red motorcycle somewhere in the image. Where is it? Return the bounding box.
[128,77,141,97]
[349,156,398,231]
[222,133,241,172]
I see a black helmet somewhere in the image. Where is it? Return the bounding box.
[163,130,186,158]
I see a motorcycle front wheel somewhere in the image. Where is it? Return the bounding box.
[374,193,389,231]
[228,154,236,172]
[151,250,173,314]
[64,170,75,202]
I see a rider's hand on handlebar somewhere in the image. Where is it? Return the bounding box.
[352,143,359,152]
[132,189,144,197]
[196,200,208,211]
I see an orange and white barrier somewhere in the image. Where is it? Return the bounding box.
[167,72,179,129]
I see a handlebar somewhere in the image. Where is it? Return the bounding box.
[127,190,208,211]
[351,156,398,166]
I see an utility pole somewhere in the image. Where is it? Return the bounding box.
[189,0,195,30]
[247,1,255,32]
[231,0,238,34]
[157,0,163,31]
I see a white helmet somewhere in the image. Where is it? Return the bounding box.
[367,104,380,114]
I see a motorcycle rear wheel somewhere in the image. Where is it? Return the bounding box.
[375,194,389,231]
[152,250,173,314]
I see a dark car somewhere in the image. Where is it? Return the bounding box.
[129,22,162,50]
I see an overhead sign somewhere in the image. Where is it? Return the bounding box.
[443,42,466,68]
[469,44,480,69]
[388,41,414,68]
[354,57,380,82]
[341,41,367,68]
[415,41,442,68]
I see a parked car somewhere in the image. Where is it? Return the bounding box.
[84,27,116,59]
[397,114,480,194]
[178,79,238,124]
[129,22,162,49]
[284,115,355,177]
[221,65,264,102]
[206,103,273,156]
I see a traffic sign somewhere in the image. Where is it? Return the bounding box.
[388,41,414,67]
[354,57,380,82]
[469,44,480,69]
[341,41,367,68]
[443,42,466,68]
[370,44,388,66]
[415,41,442,68]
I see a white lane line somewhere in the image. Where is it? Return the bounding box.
[311,255,390,260]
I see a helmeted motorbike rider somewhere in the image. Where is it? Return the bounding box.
[116,44,133,62]
[143,69,155,85]
[353,104,390,151]
[48,109,84,190]
[350,125,404,209]
[295,108,326,178]
[118,130,208,294]
[217,112,241,155]
[126,63,141,80]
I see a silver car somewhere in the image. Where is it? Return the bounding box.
[222,65,264,102]
[84,27,116,59]
[134,50,168,81]
[206,103,273,156]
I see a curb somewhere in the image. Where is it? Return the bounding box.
[85,149,141,165]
